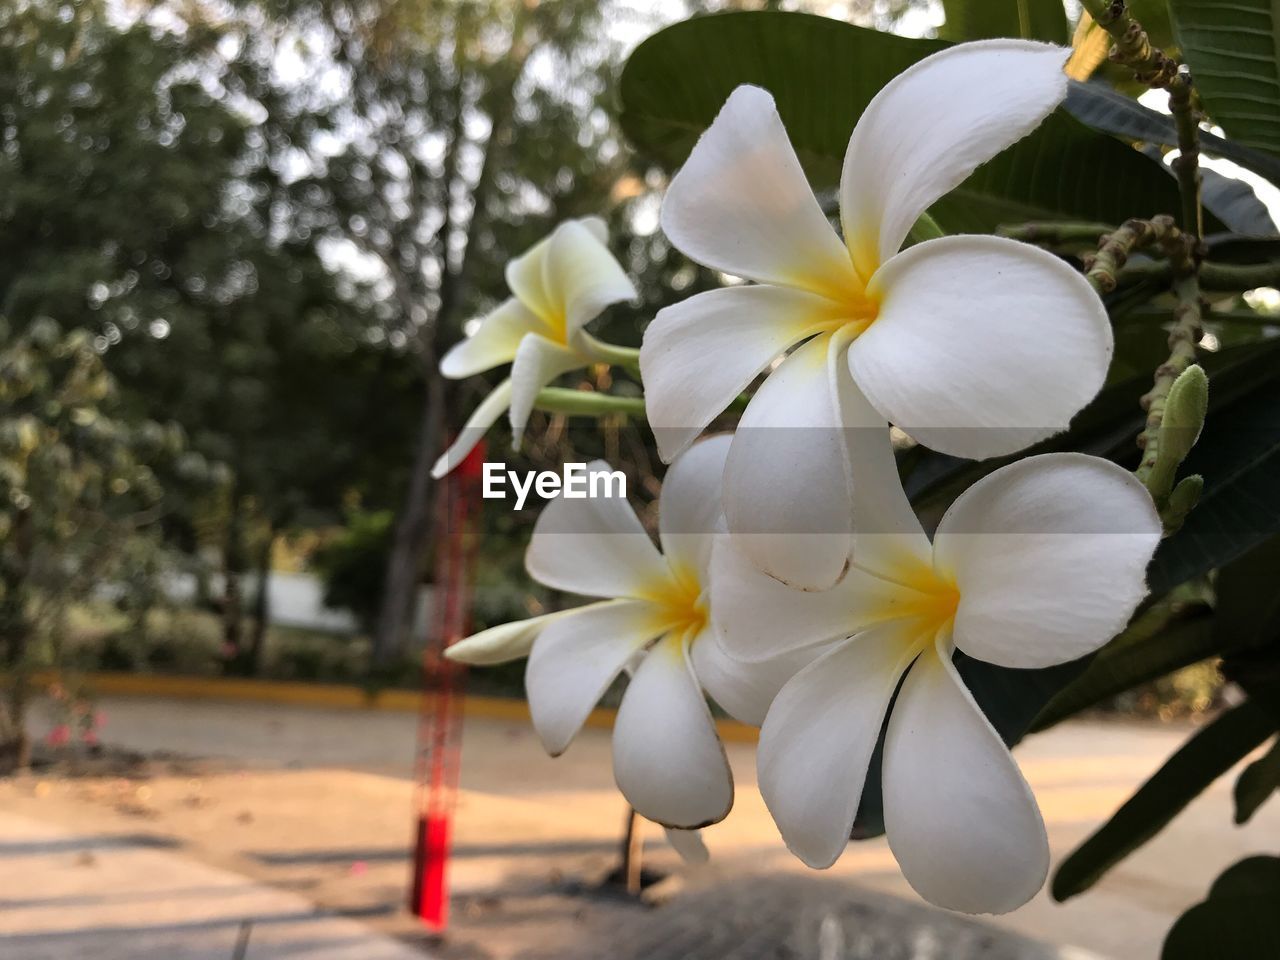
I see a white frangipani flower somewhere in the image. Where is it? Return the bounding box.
[431,217,637,478]
[641,40,1112,591]
[711,449,1161,914]
[446,437,806,829]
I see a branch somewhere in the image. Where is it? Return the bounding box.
[1081,215,1183,293]
[1080,0,1203,239]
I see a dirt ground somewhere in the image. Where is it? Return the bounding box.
[5,696,1280,959]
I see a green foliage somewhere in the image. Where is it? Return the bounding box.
[1052,699,1278,900]
[312,510,395,634]
[618,12,1188,232]
[941,0,1069,43]
[1233,737,1280,823]
[1163,857,1280,958]
[1170,0,1280,153]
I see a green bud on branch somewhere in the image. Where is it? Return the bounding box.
[1161,474,1204,536]
[1145,364,1208,503]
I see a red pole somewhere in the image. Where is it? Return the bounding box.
[409,440,484,930]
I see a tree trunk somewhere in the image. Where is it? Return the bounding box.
[222,493,247,673]
[0,509,34,773]
[370,374,445,666]
[246,525,275,675]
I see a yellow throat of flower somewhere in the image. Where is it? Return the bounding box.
[641,563,709,640]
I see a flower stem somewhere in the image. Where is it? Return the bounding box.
[999,221,1117,245]
[1117,258,1280,291]
[580,334,642,373]
[1080,0,1203,239]
[533,387,645,419]
[1082,215,1182,294]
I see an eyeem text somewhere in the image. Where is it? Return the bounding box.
[482,462,626,510]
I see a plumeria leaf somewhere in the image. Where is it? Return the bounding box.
[1170,0,1280,154]
[1064,79,1280,185]
[1162,858,1280,959]
[619,12,1190,232]
[941,0,1069,44]
[1031,601,1216,732]
[1234,737,1280,824]
[1053,698,1278,901]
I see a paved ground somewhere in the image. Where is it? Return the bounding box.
[5,695,1279,959]
[0,812,428,960]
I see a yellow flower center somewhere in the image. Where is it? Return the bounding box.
[867,552,961,654]
[640,563,709,640]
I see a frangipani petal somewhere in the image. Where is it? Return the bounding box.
[934,453,1160,669]
[505,224,561,329]
[612,634,734,828]
[689,625,818,727]
[543,219,637,335]
[841,40,1069,277]
[854,235,1110,459]
[508,333,584,448]
[722,335,852,590]
[526,460,669,599]
[710,535,902,663]
[525,599,662,756]
[445,606,594,665]
[664,827,710,864]
[883,638,1049,914]
[658,435,732,581]
[831,340,932,574]
[439,298,540,379]
[640,285,841,462]
[430,378,514,480]
[757,623,920,869]
[661,84,861,299]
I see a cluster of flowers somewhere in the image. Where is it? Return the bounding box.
[435,41,1163,915]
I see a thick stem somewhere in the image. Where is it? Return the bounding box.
[1083,216,1183,294]
[1135,261,1203,491]
[999,221,1117,245]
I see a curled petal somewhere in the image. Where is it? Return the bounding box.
[525,599,663,756]
[883,637,1049,914]
[613,634,734,828]
[431,379,513,480]
[661,85,861,299]
[543,219,637,335]
[640,285,840,462]
[854,235,1111,459]
[710,535,902,663]
[440,298,540,379]
[508,333,586,448]
[934,453,1160,669]
[664,827,710,864]
[841,40,1069,277]
[526,460,669,599]
[658,435,733,581]
[445,606,591,666]
[722,335,852,590]
[758,623,920,869]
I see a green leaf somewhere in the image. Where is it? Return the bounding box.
[1169,0,1280,154]
[1031,601,1216,732]
[1163,858,1280,959]
[619,12,1189,232]
[1064,80,1280,184]
[1234,737,1280,823]
[1209,855,1280,899]
[1201,166,1279,235]
[941,0,1069,43]
[1163,897,1280,959]
[1053,698,1278,901]
[1215,535,1280,653]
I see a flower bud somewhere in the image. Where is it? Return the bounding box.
[1149,364,1208,501]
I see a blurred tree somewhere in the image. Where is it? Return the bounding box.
[0,318,206,770]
